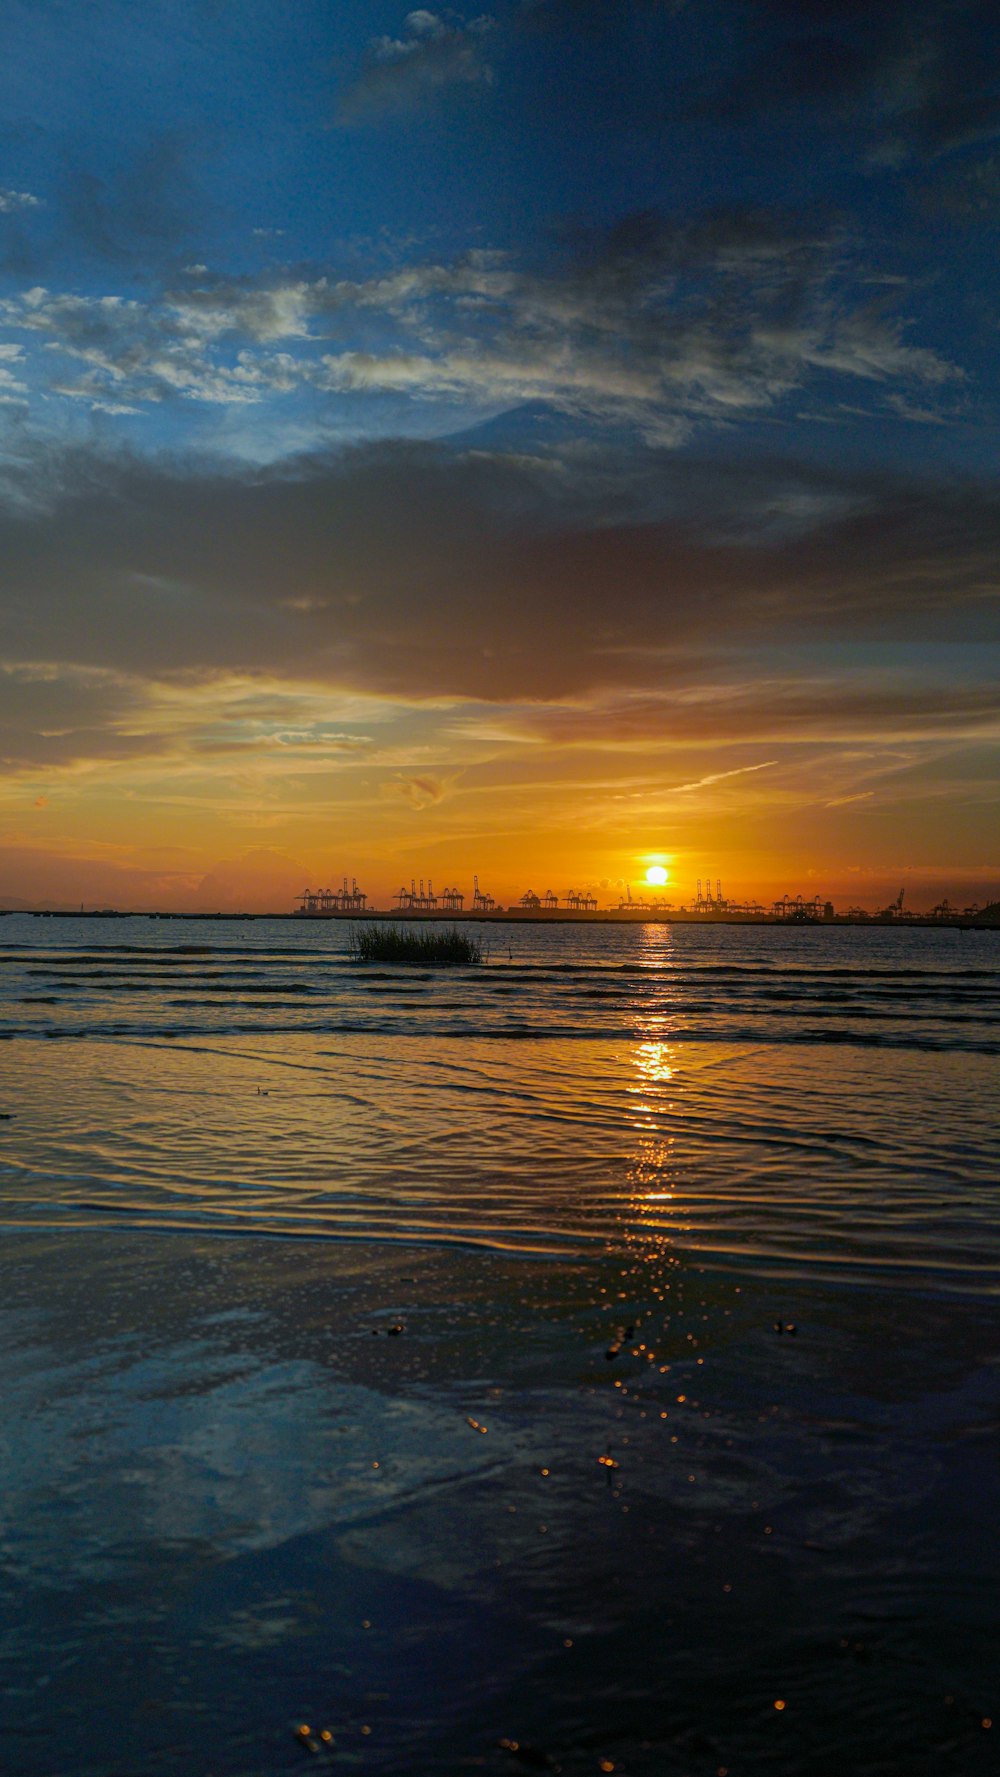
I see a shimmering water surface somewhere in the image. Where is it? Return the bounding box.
[1,915,998,1776]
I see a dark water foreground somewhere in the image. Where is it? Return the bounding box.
[1,1226,997,1777]
[1,919,998,1775]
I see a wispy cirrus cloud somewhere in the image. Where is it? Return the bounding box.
[0,207,962,437]
[668,760,778,794]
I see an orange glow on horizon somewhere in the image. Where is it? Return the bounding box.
[0,672,993,919]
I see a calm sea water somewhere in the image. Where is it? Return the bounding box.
[2,913,998,1049]
[1,916,998,1776]
[0,915,997,1283]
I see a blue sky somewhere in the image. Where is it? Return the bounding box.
[0,1,998,907]
[2,0,996,466]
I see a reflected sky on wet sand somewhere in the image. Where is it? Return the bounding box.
[2,1220,997,1777]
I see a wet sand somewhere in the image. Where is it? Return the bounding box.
[1,1224,997,1777]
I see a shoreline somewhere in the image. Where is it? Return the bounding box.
[4,907,998,929]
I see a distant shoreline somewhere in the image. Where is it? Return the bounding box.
[3,908,998,930]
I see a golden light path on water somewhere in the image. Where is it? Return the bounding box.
[626,927,681,1263]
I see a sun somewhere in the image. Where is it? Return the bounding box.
[645,865,668,886]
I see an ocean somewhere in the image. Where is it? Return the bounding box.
[1,916,998,1775]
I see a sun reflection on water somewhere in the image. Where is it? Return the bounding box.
[624,1036,681,1250]
[621,922,679,1041]
[633,1039,675,1086]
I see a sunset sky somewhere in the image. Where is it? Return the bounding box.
[1,0,998,911]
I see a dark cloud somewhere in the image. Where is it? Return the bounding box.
[505,678,1000,747]
[0,438,997,715]
[0,663,167,769]
[520,0,680,28]
[915,152,1000,225]
[700,0,1000,166]
[0,171,46,279]
[58,131,208,268]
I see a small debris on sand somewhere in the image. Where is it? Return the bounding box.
[293,1723,335,1757]
[498,1737,560,1770]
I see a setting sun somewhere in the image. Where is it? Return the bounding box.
[645,865,669,886]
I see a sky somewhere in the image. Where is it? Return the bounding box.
[1,0,998,911]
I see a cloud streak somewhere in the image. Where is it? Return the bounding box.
[668,761,779,794]
[0,207,961,442]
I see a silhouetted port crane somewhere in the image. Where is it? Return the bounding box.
[877,887,906,919]
[695,876,728,911]
[394,877,438,911]
[564,888,598,911]
[617,882,672,911]
[772,894,823,920]
[296,878,367,914]
[472,874,495,912]
[411,878,438,911]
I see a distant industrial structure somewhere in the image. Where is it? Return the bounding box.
[395,878,440,912]
[472,875,496,912]
[297,872,498,916]
[930,897,988,918]
[289,868,998,924]
[519,887,598,910]
[296,878,367,915]
[877,887,907,920]
[695,876,726,911]
[771,894,831,920]
[617,882,672,912]
[687,876,764,915]
[393,876,494,912]
[679,873,838,919]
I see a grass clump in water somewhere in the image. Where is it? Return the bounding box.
[349,922,483,965]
